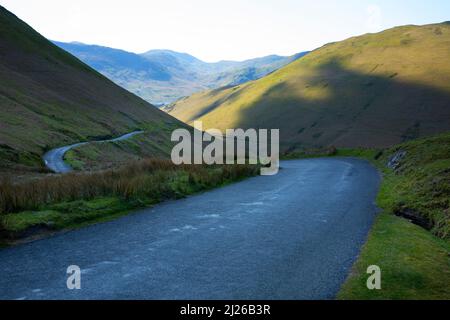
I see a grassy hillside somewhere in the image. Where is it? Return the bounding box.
[167,22,450,150]
[375,134,450,239]
[64,125,177,171]
[0,6,183,174]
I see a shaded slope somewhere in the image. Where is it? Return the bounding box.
[167,23,450,150]
[0,6,183,172]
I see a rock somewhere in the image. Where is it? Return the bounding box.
[387,150,407,170]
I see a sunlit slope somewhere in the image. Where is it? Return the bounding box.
[166,23,450,150]
[0,6,182,170]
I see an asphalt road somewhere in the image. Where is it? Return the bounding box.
[42,131,144,173]
[0,158,380,300]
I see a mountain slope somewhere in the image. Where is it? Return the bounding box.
[53,42,172,81]
[55,41,308,104]
[166,22,450,150]
[53,43,208,105]
[0,6,183,172]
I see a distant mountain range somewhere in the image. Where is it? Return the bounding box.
[54,41,308,105]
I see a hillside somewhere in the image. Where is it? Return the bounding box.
[166,22,450,151]
[55,41,307,104]
[0,6,183,173]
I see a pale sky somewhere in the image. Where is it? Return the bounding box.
[1,0,449,62]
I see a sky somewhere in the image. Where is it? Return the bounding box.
[1,0,449,62]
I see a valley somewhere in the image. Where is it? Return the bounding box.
[55,41,308,105]
[0,2,449,302]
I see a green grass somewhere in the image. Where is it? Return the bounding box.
[1,197,135,235]
[334,148,380,159]
[338,213,450,300]
[64,149,86,171]
[65,129,177,171]
[374,134,450,238]
[281,147,380,160]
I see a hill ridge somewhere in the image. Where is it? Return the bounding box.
[166,22,450,150]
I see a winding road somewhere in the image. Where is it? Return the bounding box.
[43,131,144,173]
[0,158,380,300]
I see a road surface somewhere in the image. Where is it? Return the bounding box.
[0,158,380,300]
[42,131,144,173]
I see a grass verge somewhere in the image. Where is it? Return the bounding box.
[338,212,450,299]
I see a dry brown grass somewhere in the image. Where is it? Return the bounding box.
[0,158,258,215]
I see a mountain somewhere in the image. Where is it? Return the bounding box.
[53,42,172,81]
[0,5,183,172]
[203,53,308,87]
[165,22,450,151]
[141,49,205,73]
[54,41,308,105]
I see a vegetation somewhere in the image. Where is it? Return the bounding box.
[338,212,450,299]
[0,159,259,241]
[375,136,450,239]
[167,22,450,151]
[0,5,183,174]
[63,126,177,171]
